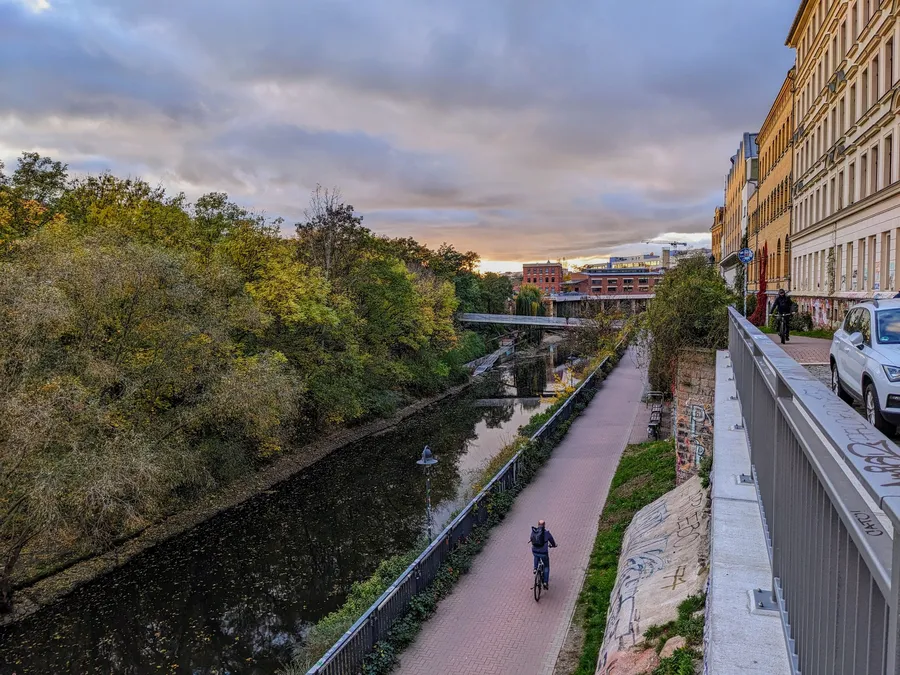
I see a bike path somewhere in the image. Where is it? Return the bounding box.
[395,350,646,675]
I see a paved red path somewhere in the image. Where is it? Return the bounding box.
[395,350,646,675]
[767,334,831,364]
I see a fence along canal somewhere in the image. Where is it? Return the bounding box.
[307,342,624,675]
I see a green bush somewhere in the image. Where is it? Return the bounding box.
[638,254,736,391]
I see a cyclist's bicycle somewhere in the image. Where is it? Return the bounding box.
[777,312,793,344]
[533,558,545,602]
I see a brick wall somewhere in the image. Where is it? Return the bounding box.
[674,348,716,485]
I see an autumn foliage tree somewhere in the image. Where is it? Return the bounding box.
[0,151,502,611]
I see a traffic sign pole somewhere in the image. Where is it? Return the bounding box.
[738,247,754,316]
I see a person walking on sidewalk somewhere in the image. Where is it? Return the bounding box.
[530,520,557,589]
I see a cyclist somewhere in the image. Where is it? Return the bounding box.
[772,288,793,342]
[530,520,557,589]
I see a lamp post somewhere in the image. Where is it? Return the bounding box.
[416,446,438,541]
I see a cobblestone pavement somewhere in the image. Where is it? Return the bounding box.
[394,350,646,675]
[767,334,831,364]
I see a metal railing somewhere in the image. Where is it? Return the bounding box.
[728,307,900,674]
[306,341,625,675]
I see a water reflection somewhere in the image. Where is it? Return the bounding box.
[0,353,559,675]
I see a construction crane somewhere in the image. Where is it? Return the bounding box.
[642,239,689,248]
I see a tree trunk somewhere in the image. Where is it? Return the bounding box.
[0,534,30,614]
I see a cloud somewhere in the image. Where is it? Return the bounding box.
[0,0,797,263]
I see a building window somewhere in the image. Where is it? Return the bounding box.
[840,21,847,58]
[887,136,894,186]
[873,56,880,102]
[838,171,845,209]
[862,68,869,111]
[831,177,836,214]
[888,38,895,88]
[850,161,856,204]
[850,84,857,123]
[872,146,879,194]
[852,2,858,38]
[861,154,868,198]
[840,96,846,136]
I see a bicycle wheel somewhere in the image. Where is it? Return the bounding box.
[534,568,542,602]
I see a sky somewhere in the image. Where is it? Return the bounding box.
[1,0,797,272]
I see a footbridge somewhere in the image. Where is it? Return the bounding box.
[458,313,586,328]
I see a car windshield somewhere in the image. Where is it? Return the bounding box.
[876,309,900,344]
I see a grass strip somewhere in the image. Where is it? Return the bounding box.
[571,438,677,675]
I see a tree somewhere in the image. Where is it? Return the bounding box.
[734,231,749,302]
[479,273,514,314]
[0,233,301,610]
[296,186,370,283]
[11,152,68,206]
[515,284,546,316]
[638,254,735,391]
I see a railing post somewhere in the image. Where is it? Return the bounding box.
[884,502,900,673]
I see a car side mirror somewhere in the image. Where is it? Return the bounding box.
[849,332,865,349]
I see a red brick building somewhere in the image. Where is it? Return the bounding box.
[561,268,664,295]
[522,261,564,294]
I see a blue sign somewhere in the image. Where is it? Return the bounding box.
[738,248,754,264]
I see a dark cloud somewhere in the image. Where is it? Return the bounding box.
[0,0,797,263]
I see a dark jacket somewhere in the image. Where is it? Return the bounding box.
[530,526,557,554]
[772,295,792,315]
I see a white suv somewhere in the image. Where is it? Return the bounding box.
[830,298,900,433]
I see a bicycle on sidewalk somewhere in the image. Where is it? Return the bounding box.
[777,312,793,345]
[534,558,546,602]
[530,520,557,602]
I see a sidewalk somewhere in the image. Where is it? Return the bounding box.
[767,334,830,365]
[395,350,646,675]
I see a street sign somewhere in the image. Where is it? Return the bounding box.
[738,248,754,264]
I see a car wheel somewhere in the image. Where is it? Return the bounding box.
[831,362,853,403]
[865,383,895,434]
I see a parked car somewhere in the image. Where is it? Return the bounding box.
[830,299,900,433]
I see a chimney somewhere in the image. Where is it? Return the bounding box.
[662,248,671,269]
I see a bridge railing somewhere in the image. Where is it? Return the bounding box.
[306,341,625,675]
[728,307,900,674]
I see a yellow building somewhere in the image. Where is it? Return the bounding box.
[787,0,900,326]
[721,133,759,288]
[711,206,725,265]
[749,68,795,295]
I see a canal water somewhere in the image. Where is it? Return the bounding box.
[0,348,577,675]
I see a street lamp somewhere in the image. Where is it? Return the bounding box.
[416,445,438,541]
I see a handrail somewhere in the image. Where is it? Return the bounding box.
[306,338,625,674]
[727,307,900,673]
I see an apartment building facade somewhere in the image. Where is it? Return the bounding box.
[787,0,900,326]
[721,133,759,287]
[749,68,795,295]
[711,206,725,265]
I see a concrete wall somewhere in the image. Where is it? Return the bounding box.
[674,348,716,485]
